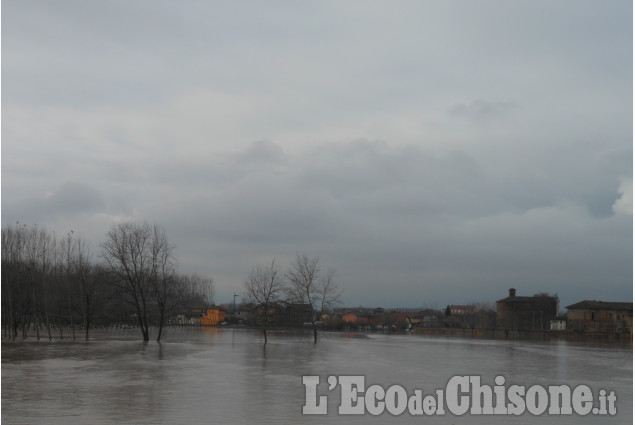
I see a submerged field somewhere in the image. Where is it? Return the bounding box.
[2,328,632,424]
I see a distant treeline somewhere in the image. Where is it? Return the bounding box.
[1,222,214,342]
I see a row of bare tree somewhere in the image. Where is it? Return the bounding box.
[2,221,214,342]
[244,254,341,343]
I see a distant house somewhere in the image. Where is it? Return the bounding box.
[358,314,377,325]
[228,309,251,324]
[335,307,383,325]
[550,317,567,331]
[341,312,376,325]
[250,301,313,326]
[175,307,206,325]
[420,309,443,328]
[280,302,313,325]
[450,305,475,316]
[566,301,633,334]
[357,315,372,324]
[496,288,558,330]
[335,307,384,316]
[407,316,421,325]
[200,306,226,326]
[385,312,409,326]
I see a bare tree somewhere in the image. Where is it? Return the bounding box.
[31,226,51,340]
[101,221,175,342]
[244,259,285,343]
[149,225,176,342]
[71,235,96,340]
[2,222,195,341]
[172,273,214,314]
[286,254,341,343]
[61,231,78,340]
[316,268,341,320]
[2,223,27,340]
[468,301,497,329]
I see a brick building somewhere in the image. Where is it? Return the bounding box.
[566,301,632,334]
[496,288,558,330]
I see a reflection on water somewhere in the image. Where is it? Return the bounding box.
[2,328,632,424]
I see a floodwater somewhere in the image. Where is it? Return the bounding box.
[2,328,632,424]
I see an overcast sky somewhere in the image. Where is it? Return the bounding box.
[2,0,632,308]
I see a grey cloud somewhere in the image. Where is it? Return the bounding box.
[147,141,287,188]
[127,139,632,308]
[447,100,519,124]
[613,178,633,216]
[3,181,105,223]
[2,0,631,307]
[237,140,285,165]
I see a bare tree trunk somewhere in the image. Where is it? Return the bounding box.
[157,310,165,342]
[7,285,15,341]
[58,302,64,340]
[64,233,76,340]
[68,286,76,340]
[141,293,150,342]
[84,295,90,341]
[21,305,27,340]
[134,300,149,341]
[45,297,52,341]
[34,311,40,340]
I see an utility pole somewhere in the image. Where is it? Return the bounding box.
[233,293,239,314]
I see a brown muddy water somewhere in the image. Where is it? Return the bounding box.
[2,327,632,424]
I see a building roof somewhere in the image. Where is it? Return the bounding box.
[282,302,312,310]
[566,301,633,311]
[207,306,226,311]
[496,296,556,303]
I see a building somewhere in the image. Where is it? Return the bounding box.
[280,302,313,325]
[341,312,358,323]
[496,288,558,330]
[549,317,567,331]
[449,305,475,316]
[249,301,313,326]
[334,307,383,325]
[175,307,206,325]
[249,303,282,325]
[566,301,633,334]
[420,309,443,328]
[200,306,226,326]
[227,309,251,324]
